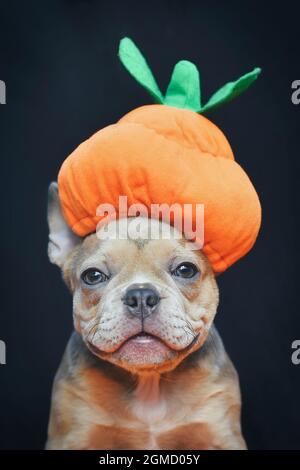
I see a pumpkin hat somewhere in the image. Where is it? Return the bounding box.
[58,37,261,273]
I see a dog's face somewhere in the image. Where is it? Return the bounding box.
[48,183,219,374]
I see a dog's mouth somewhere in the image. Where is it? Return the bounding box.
[88,332,167,355]
[87,331,199,367]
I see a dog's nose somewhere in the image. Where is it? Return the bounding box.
[123,284,160,318]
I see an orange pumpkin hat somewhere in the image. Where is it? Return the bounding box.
[58,37,262,273]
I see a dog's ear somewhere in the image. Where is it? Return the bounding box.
[47,182,81,267]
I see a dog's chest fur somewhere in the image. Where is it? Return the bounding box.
[126,372,217,449]
[132,374,167,423]
[82,370,215,450]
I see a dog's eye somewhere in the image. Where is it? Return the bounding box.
[172,262,199,279]
[81,269,108,285]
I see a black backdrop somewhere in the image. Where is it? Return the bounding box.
[0,0,299,450]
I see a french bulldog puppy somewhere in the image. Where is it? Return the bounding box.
[46,182,246,450]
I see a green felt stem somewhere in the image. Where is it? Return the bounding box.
[118,37,164,103]
[201,67,261,113]
[164,60,201,111]
[118,37,261,114]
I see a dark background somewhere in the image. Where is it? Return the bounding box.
[0,0,299,450]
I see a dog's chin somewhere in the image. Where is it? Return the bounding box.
[87,332,200,373]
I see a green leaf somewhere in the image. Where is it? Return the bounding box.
[201,67,261,113]
[164,60,201,111]
[118,37,164,103]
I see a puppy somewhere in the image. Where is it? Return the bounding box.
[46,183,246,450]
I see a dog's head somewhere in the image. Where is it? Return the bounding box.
[48,183,219,374]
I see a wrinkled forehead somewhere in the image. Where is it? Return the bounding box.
[75,217,205,270]
[97,217,183,242]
